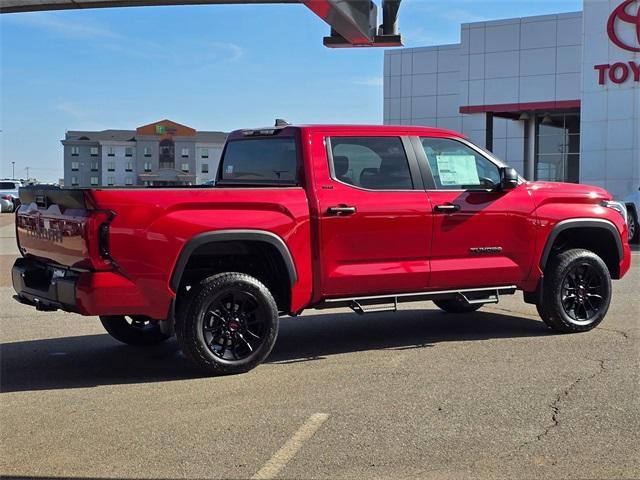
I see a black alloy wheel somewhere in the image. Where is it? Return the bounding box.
[176,272,279,375]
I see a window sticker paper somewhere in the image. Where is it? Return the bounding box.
[435,155,480,186]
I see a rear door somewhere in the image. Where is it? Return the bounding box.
[414,136,537,290]
[311,132,433,297]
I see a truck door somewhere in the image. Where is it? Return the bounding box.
[311,132,433,298]
[415,136,537,290]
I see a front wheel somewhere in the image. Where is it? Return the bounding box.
[627,207,639,244]
[175,272,279,375]
[100,315,170,346]
[536,249,611,333]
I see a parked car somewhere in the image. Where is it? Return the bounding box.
[623,187,639,244]
[0,180,22,213]
[11,123,631,375]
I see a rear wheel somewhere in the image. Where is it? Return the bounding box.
[176,272,279,375]
[433,298,482,314]
[100,315,170,346]
[536,249,611,333]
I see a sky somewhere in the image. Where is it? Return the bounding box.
[1,0,582,182]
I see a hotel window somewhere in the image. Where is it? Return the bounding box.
[201,164,209,173]
[125,147,133,157]
[125,162,133,172]
[181,163,190,172]
[535,112,580,184]
[108,146,115,157]
[144,162,152,172]
[71,161,80,171]
[90,177,99,186]
[181,148,189,158]
[107,176,115,186]
[90,162,99,171]
[144,147,152,157]
[71,146,79,156]
[201,149,209,159]
[125,177,133,186]
[90,147,99,156]
[71,176,79,186]
[107,162,115,172]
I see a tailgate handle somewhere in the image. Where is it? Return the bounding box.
[327,205,357,216]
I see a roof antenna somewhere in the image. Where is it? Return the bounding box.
[275,119,290,127]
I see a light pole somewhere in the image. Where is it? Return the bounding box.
[11,161,15,179]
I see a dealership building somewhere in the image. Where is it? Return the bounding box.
[384,0,639,199]
[62,120,227,187]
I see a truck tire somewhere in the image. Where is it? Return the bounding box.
[433,298,482,313]
[99,315,170,346]
[627,207,639,244]
[536,249,611,333]
[175,272,279,375]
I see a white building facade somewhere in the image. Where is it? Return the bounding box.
[384,0,639,199]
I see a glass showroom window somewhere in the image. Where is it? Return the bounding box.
[71,161,79,171]
[71,146,79,156]
[90,147,99,157]
[535,112,580,183]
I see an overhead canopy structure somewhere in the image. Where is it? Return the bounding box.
[0,0,402,47]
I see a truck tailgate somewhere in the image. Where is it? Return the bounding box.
[16,187,98,269]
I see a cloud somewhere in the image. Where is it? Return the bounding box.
[210,42,245,61]
[353,76,384,87]
[6,12,122,40]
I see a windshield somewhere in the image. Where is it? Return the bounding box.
[219,137,298,185]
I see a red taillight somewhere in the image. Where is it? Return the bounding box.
[85,210,115,271]
[1,195,11,200]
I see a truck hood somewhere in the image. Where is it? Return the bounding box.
[527,181,612,202]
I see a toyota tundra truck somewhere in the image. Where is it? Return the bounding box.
[12,123,631,374]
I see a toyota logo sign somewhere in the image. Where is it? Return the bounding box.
[607,0,640,52]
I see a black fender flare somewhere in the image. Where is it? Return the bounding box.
[169,229,298,292]
[539,218,623,270]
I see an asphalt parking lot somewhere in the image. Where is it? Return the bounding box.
[1,213,638,480]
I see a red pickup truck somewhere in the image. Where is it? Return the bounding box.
[12,124,631,374]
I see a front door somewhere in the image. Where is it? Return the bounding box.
[313,133,433,298]
[415,136,537,290]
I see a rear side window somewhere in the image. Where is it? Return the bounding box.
[0,182,17,189]
[420,137,501,190]
[329,137,413,190]
[219,137,298,185]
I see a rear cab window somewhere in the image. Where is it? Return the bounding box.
[328,136,414,190]
[218,135,299,186]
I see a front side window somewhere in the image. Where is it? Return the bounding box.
[420,137,500,190]
[329,136,413,190]
[220,137,298,185]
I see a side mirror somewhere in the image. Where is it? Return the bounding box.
[500,167,519,190]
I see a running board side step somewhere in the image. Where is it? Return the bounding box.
[317,285,517,315]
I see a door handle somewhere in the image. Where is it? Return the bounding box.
[327,205,357,216]
[434,203,460,213]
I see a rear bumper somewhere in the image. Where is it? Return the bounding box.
[12,257,160,317]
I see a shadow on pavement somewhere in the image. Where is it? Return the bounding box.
[0,309,549,393]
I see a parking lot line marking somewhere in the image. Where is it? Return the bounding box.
[251,413,329,480]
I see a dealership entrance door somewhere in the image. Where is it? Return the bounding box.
[534,112,580,183]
